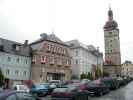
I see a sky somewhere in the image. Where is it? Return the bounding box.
[0,0,133,63]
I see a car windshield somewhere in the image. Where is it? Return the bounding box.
[53,88,68,92]
[35,84,45,89]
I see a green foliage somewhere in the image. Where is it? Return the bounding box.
[0,69,4,86]
[80,73,87,79]
[102,71,109,77]
[71,75,79,79]
[86,72,93,80]
[80,72,93,80]
[95,67,102,79]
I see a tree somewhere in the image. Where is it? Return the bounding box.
[86,72,93,80]
[103,71,109,77]
[0,69,4,87]
[70,75,79,80]
[80,73,87,79]
[95,67,102,79]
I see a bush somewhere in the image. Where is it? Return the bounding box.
[0,69,4,87]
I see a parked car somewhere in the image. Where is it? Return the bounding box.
[51,86,89,100]
[48,80,62,88]
[81,79,91,84]
[41,83,54,94]
[30,84,50,97]
[87,80,110,96]
[116,77,126,86]
[101,77,120,90]
[70,82,89,92]
[12,84,30,92]
[0,90,41,100]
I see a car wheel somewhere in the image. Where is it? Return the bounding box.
[99,91,103,96]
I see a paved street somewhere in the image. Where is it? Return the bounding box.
[41,81,133,100]
[91,81,133,100]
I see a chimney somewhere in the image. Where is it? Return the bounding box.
[40,33,47,40]
[24,40,28,46]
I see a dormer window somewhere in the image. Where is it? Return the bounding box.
[0,45,4,51]
[16,45,20,51]
[12,44,20,51]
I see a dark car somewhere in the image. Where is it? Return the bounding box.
[116,77,127,86]
[30,84,50,97]
[87,80,110,96]
[70,82,90,93]
[101,77,120,90]
[51,85,89,100]
[0,90,41,100]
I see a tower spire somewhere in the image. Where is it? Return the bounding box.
[108,5,113,20]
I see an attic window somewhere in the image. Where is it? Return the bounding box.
[0,45,4,51]
[16,45,20,51]
[70,43,74,46]
[12,44,20,51]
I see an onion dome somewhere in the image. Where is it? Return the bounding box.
[104,8,118,30]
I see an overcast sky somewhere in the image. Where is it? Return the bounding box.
[0,0,132,63]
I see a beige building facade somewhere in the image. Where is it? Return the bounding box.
[121,61,133,77]
[30,33,71,83]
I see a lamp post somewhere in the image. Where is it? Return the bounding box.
[96,47,99,79]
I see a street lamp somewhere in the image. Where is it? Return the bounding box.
[96,47,99,78]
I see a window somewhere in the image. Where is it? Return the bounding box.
[110,44,112,47]
[6,69,10,75]
[51,45,54,52]
[47,44,51,51]
[16,46,20,51]
[15,70,19,75]
[66,59,69,66]
[0,45,4,51]
[76,50,78,56]
[57,57,62,65]
[5,94,17,100]
[41,55,46,64]
[63,49,66,55]
[32,56,36,64]
[8,57,11,62]
[75,60,78,64]
[110,50,112,53]
[110,40,112,42]
[54,46,57,53]
[23,71,26,76]
[49,56,54,64]
[16,58,19,63]
[58,47,62,54]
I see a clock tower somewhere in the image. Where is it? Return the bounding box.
[103,8,121,76]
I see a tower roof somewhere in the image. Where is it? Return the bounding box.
[104,7,118,30]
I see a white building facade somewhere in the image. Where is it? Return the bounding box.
[66,40,103,78]
[0,38,31,85]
